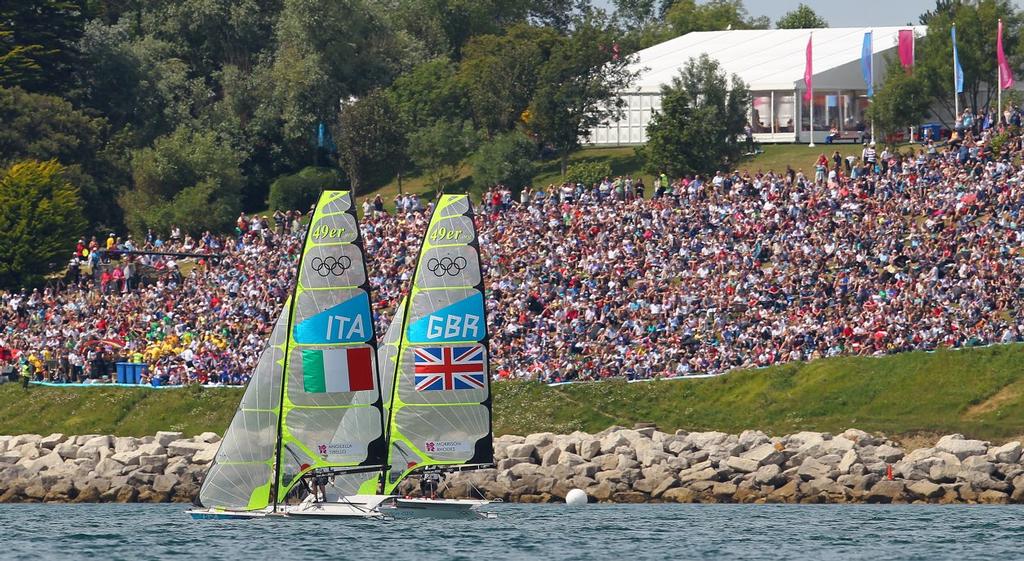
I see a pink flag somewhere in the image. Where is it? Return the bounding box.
[898,29,914,71]
[803,34,812,101]
[998,19,1014,89]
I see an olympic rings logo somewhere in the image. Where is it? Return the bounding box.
[426,255,468,277]
[310,255,352,277]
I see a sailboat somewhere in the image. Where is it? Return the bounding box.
[362,194,496,517]
[188,190,391,519]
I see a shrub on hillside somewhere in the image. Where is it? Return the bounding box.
[472,131,537,190]
[268,166,344,212]
[564,160,612,187]
[0,160,87,289]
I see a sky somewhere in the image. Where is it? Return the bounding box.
[596,0,1024,27]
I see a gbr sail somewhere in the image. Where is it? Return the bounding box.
[380,194,493,494]
[273,190,388,503]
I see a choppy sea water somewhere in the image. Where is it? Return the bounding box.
[1,503,1022,560]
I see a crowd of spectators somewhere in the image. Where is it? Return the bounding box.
[3,107,1024,386]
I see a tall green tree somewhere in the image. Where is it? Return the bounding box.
[121,127,245,234]
[335,90,407,195]
[472,130,537,190]
[388,57,467,130]
[527,17,638,175]
[916,0,1021,124]
[0,160,87,289]
[0,1,86,93]
[663,0,769,36]
[271,0,401,156]
[408,119,479,193]
[0,86,126,230]
[868,62,932,140]
[775,3,828,29]
[642,54,750,177]
[457,24,560,136]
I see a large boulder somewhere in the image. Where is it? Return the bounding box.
[988,441,1022,464]
[39,433,67,450]
[742,443,786,467]
[154,432,184,447]
[866,480,906,503]
[166,440,206,461]
[505,444,536,461]
[578,439,601,461]
[191,445,218,465]
[195,432,221,444]
[907,480,943,500]
[725,456,760,474]
[796,458,834,481]
[753,464,785,486]
[935,435,988,460]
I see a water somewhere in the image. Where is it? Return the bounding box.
[1,503,1022,560]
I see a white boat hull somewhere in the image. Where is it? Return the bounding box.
[384,498,495,519]
[284,494,393,519]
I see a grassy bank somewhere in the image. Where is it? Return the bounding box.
[5,344,1024,441]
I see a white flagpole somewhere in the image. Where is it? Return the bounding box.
[998,65,1002,126]
[870,29,875,144]
[808,33,815,147]
[953,26,960,119]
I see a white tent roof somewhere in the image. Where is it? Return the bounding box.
[630,26,928,93]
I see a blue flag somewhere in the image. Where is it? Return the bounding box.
[952,25,964,94]
[861,32,873,97]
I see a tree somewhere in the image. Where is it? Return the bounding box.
[664,0,769,36]
[868,62,932,141]
[388,57,467,130]
[121,127,245,235]
[457,25,559,136]
[0,1,86,93]
[335,90,407,194]
[0,86,126,230]
[775,4,828,29]
[642,54,750,177]
[472,131,536,190]
[527,16,639,175]
[407,119,478,193]
[613,0,659,28]
[271,0,401,155]
[0,160,87,289]
[914,0,1021,126]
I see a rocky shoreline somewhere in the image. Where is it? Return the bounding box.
[2,427,1024,504]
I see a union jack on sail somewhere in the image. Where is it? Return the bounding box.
[413,345,486,391]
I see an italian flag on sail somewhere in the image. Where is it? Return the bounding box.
[301,347,374,393]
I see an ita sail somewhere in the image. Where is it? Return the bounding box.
[272,190,388,505]
[378,194,493,494]
[196,190,388,513]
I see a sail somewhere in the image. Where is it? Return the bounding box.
[381,194,493,494]
[274,190,387,502]
[198,302,290,511]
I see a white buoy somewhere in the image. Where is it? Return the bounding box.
[565,488,588,506]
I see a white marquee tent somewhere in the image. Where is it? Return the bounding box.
[588,26,928,145]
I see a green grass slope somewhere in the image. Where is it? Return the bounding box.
[4,344,1024,440]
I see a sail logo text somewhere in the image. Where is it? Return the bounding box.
[426,314,480,340]
[428,227,463,242]
[326,314,366,341]
[311,224,346,240]
[424,440,471,454]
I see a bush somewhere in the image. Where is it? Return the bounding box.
[472,131,537,189]
[0,160,87,289]
[268,166,344,212]
[123,127,244,235]
[564,160,612,187]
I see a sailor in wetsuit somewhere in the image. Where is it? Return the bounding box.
[420,471,441,499]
